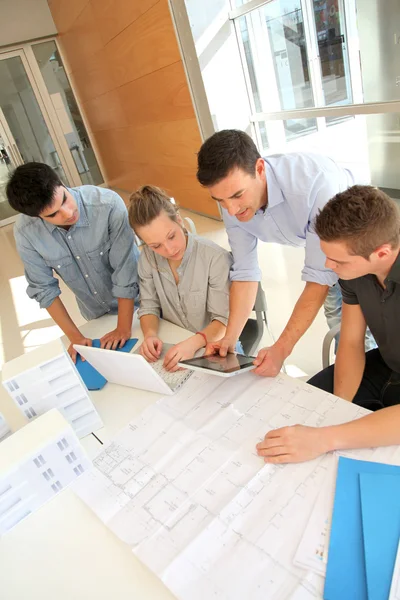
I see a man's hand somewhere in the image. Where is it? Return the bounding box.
[139,336,163,363]
[68,336,92,364]
[163,338,199,372]
[256,425,328,464]
[253,343,286,377]
[205,336,236,357]
[100,327,131,350]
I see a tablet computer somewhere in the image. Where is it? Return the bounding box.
[177,353,255,377]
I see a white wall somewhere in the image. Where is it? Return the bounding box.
[0,0,57,48]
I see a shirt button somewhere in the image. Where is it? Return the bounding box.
[94,291,97,295]
[57,264,61,268]
[76,256,80,260]
[100,252,103,256]
[85,274,89,278]
[68,236,71,240]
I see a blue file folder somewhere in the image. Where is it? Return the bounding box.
[324,456,400,600]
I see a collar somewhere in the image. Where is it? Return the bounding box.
[42,187,89,233]
[177,231,194,274]
[255,159,285,215]
[386,250,400,284]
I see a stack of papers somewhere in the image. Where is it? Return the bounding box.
[324,457,400,600]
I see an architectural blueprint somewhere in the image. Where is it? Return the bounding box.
[74,372,400,600]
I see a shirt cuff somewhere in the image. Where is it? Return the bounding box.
[210,315,229,327]
[28,287,61,310]
[137,307,161,319]
[230,268,262,282]
[112,283,139,299]
[301,268,338,287]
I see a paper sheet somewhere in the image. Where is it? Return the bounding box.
[2,352,103,438]
[294,454,337,576]
[74,372,394,600]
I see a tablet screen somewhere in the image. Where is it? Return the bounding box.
[179,353,255,374]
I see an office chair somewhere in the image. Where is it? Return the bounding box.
[239,282,268,356]
[322,323,340,369]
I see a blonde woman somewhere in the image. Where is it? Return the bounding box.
[128,185,232,371]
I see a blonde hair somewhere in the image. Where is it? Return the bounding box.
[128,185,179,236]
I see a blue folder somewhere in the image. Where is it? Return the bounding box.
[75,338,138,390]
[324,456,400,600]
[359,472,400,600]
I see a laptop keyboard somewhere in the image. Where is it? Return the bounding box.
[151,358,192,390]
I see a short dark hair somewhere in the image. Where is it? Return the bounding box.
[6,162,63,217]
[197,129,261,186]
[314,185,400,259]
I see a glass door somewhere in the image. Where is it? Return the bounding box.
[0,49,77,227]
[0,118,21,225]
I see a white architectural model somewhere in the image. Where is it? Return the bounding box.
[0,409,91,536]
[2,339,102,438]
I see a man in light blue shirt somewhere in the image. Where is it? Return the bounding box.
[197,129,361,376]
[8,163,139,362]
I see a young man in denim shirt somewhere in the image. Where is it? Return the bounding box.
[8,163,139,362]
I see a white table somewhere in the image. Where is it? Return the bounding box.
[0,315,192,600]
[0,315,398,600]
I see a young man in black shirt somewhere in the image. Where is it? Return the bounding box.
[256,185,400,464]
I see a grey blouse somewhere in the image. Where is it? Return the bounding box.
[137,233,232,333]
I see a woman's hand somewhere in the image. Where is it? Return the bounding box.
[163,338,200,372]
[139,336,163,362]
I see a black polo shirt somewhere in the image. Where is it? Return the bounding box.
[339,252,400,373]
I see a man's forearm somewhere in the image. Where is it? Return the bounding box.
[334,342,365,401]
[47,297,82,341]
[226,281,259,341]
[323,405,400,452]
[275,282,328,358]
[140,314,160,338]
[117,297,135,332]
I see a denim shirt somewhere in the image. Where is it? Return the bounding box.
[223,153,356,287]
[14,186,139,320]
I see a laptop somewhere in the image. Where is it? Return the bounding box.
[73,342,192,396]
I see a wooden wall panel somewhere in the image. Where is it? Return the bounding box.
[47,0,219,218]
[95,0,159,46]
[106,2,182,87]
[47,0,87,35]
[117,61,195,126]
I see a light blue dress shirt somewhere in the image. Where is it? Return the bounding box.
[14,186,139,320]
[223,153,355,287]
